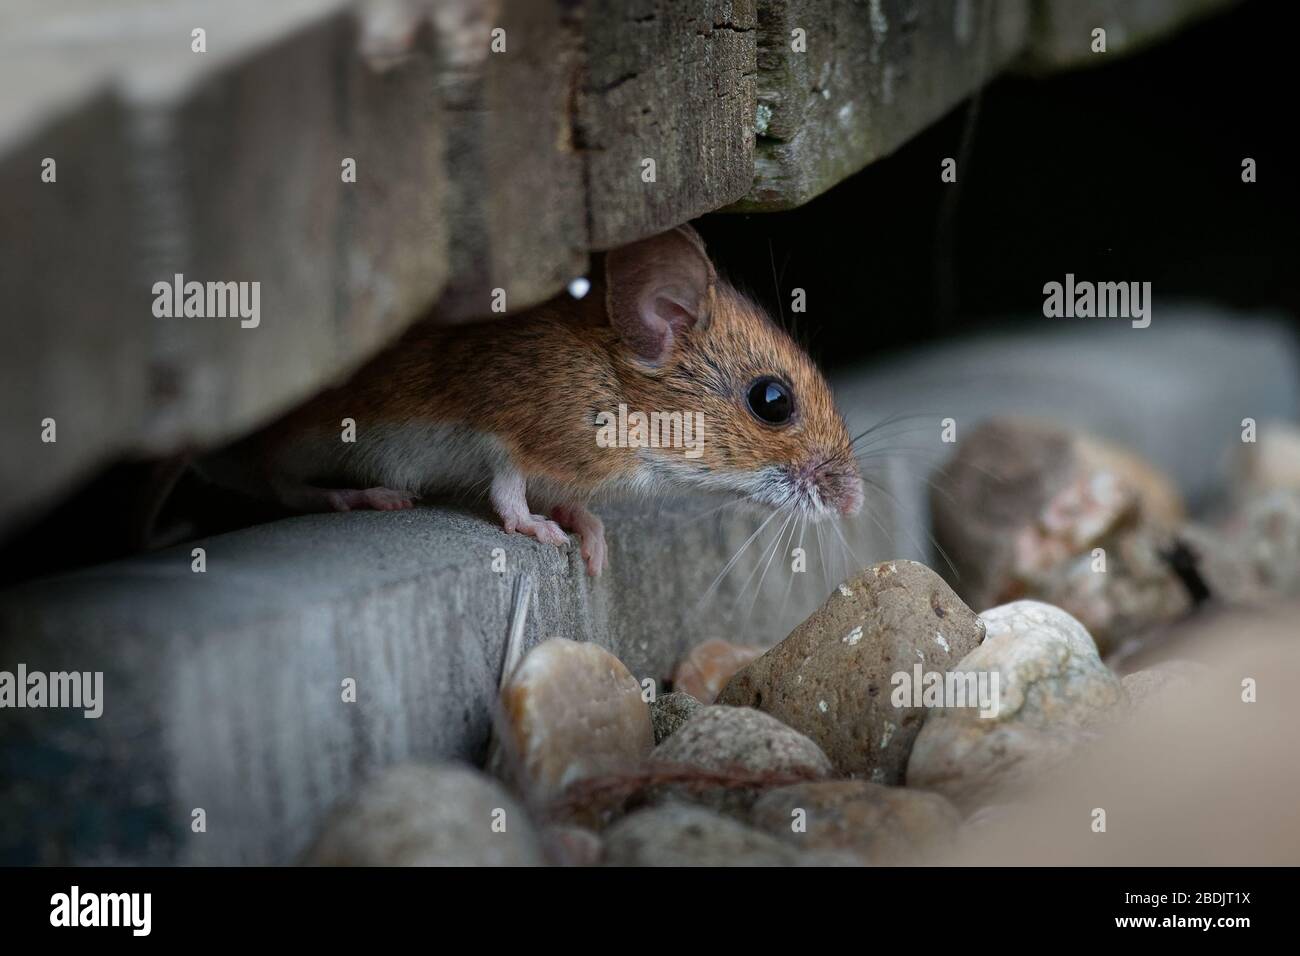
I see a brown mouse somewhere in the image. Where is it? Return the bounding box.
[203,225,863,575]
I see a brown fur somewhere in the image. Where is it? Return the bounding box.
[261,277,855,501]
[240,225,861,521]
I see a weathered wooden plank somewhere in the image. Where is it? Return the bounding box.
[0,1,450,532]
[739,0,1031,210]
[0,64,140,538]
[431,0,589,321]
[1025,0,1239,69]
[577,0,758,249]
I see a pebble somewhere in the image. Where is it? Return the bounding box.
[717,560,984,782]
[1023,525,1192,654]
[542,825,604,866]
[495,638,653,801]
[749,780,961,863]
[672,638,766,703]
[1121,659,1209,711]
[646,705,833,814]
[649,691,704,744]
[1181,492,1300,604]
[307,763,544,866]
[602,803,805,866]
[1234,422,1300,498]
[1075,432,1185,527]
[906,600,1126,809]
[929,418,1188,651]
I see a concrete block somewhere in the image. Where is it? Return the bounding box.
[0,494,899,864]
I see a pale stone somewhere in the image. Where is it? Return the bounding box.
[718,561,984,782]
[307,763,543,866]
[497,638,654,801]
[672,638,766,704]
[906,600,1125,809]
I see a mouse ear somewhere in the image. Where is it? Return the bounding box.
[604,225,717,366]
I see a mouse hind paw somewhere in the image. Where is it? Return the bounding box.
[551,503,607,576]
[490,469,572,552]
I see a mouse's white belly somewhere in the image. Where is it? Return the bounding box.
[275,421,511,496]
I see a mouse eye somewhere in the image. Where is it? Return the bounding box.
[746,376,793,426]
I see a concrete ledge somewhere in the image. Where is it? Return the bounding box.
[0,497,899,864]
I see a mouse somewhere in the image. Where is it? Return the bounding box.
[201,225,864,575]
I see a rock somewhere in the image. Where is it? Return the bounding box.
[1182,492,1300,605]
[1234,423,1300,498]
[646,705,833,814]
[717,561,985,782]
[1236,494,1300,598]
[496,638,654,801]
[930,418,1190,652]
[542,825,603,867]
[906,600,1126,809]
[307,763,543,866]
[602,803,804,867]
[750,780,960,864]
[1075,434,1186,529]
[650,691,704,744]
[672,638,766,703]
[961,802,1027,836]
[933,600,1300,865]
[1121,660,1210,711]
[1022,525,1192,655]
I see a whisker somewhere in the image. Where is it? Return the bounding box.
[662,494,748,528]
[829,518,863,578]
[731,505,795,618]
[696,506,783,610]
[848,411,943,446]
[859,472,961,580]
[816,520,830,597]
[742,506,797,634]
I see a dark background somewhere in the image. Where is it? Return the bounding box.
[4,0,1297,585]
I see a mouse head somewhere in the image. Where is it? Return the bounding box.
[604,225,863,519]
